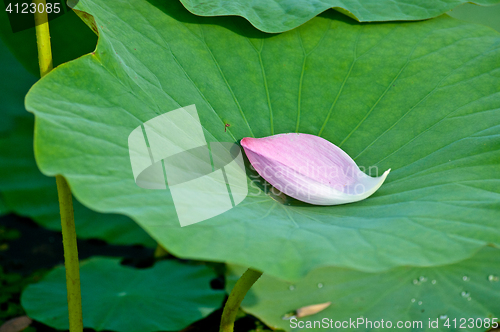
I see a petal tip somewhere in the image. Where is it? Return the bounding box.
[378,168,391,182]
[240,137,253,148]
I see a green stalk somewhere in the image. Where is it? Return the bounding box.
[220,268,263,332]
[33,0,52,76]
[55,176,83,332]
[34,2,83,331]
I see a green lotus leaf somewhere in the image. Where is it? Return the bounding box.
[448,3,500,33]
[226,247,500,331]
[0,40,155,247]
[25,0,500,281]
[179,0,500,33]
[21,257,225,331]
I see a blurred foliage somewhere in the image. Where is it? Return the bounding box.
[177,0,500,33]
[0,6,97,77]
[22,257,225,331]
[0,224,46,326]
[227,247,500,332]
[0,39,155,247]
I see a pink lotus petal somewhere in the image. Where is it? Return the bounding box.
[241,133,390,205]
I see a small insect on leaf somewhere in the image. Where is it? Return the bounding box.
[224,123,230,132]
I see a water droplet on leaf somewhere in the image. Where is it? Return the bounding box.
[488,275,499,282]
[281,311,297,320]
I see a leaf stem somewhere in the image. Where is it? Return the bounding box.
[55,176,83,332]
[34,2,83,332]
[34,0,52,76]
[219,268,262,332]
